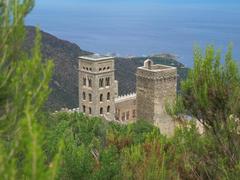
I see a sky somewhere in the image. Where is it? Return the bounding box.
[29,0,240,66]
[37,0,240,7]
[39,0,239,3]
[35,0,240,18]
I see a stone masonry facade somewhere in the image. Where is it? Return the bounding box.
[78,55,177,134]
[115,93,136,122]
[136,59,177,122]
[79,55,116,120]
[136,59,177,135]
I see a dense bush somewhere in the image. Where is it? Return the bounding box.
[168,45,240,178]
[43,112,162,179]
[42,110,240,179]
[0,0,61,179]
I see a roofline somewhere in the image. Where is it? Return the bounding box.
[137,64,177,72]
[78,56,114,61]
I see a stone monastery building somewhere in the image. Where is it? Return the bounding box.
[79,54,177,134]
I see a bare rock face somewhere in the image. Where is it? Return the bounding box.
[24,26,188,111]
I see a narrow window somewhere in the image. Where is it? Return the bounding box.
[107,106,110,113]
[89,68,92,71]
[82,92,86,100]
[107,92,110,100]
[101,78,104,87]
[83,77,87,86]
[99,78,104,88]
[88,78,92,87]
[86,67,89,70]
[99,68,102,71]
[89,107,92,114]
[106,77,110,86]
[107,66,110,70]
[100,94,103,102]
[89,93,92,102]
[83,105,86,113]
[100,107,103,115]
[103,67,106,71]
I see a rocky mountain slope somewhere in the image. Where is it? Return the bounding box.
[24,26,188,110]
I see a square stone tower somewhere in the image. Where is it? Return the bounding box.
[79,54,116,121]
[136,59,177,132]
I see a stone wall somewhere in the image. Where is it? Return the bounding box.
[115,93,136,122]
[136,60,177,134]
[78,57,178,136]
[79,56,116,121]
[136,77,155,122]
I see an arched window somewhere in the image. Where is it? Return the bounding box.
[89,107,92,114]
[82,92,86,100]
[107,66,110,70]
[106,77,110,86]
[99,68,102,71]
[99,78,104,88]
[103,67,106,71]
[88,78,92,87]
[89,93,92,102]
[144,59,153,70]
[107,92,110,100]
[86,67,89,71]
[83,77,87,86]
[107,106,110,113]
[100,107,103,115]
[100,94,103,102]
[83,105,86,113]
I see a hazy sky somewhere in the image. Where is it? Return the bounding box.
[37,0,240,7]
[29,0,240,66]
[39,0,238,3]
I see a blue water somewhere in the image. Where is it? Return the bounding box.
[26,3,240,67]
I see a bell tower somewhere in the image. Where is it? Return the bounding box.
[79,54,116,120]
[136,59,177,134]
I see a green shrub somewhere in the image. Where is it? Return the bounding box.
[0,1,61,179]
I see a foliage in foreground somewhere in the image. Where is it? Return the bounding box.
[0,0,61,179]
[168,45,240,178]
[42,108,240,180]
[43,112,169,179]
[1,0,240,179]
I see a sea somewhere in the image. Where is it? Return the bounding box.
[26,3,240,67]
